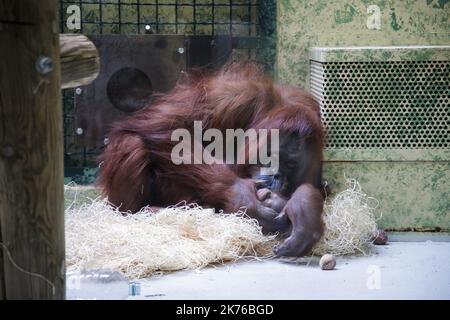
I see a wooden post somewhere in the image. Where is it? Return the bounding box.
[0,0,65,299]
[60,34,100,89]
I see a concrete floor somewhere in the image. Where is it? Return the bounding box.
[68,234,450,300]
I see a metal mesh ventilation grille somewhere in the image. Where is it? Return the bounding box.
[311,60,450,149]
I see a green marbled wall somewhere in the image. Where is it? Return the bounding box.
[277,0,450,87]
[277,0,450,230]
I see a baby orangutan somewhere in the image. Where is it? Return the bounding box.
[256,185,324,256]
[256,188,288,213]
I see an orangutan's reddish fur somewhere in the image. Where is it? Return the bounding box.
[97,64,325,257]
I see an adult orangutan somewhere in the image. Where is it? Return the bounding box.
[97,64,325,257]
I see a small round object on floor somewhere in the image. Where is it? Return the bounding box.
[319,254,336,270]
[372,229,388,245]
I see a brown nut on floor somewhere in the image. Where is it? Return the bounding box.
[372,229,388,245]
[319,254,336,270]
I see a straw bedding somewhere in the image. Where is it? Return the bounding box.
[65,179,380,278]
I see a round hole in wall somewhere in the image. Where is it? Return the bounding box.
[107,67,153,113]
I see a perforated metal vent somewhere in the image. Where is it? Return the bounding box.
[311,59,450,149]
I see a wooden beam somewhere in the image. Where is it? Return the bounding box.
[0,226,5,299]
[60,34,100,89]
[0,0,65,299]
